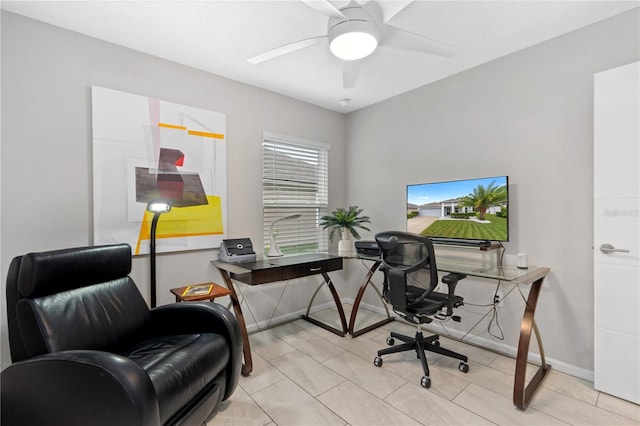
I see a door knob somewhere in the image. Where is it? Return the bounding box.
[599,243,631,254]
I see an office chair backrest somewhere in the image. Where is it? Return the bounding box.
[375,231,439,311]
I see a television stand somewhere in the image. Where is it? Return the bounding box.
[431,239,500,250]
[432,239,504,270]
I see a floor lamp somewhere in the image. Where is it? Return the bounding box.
[147,200,172,308]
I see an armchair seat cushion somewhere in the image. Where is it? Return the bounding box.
[123,333,230,423]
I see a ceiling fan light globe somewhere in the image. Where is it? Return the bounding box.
[330,31,377,60]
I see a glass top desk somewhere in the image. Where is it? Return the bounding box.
[214,253,550,410]
[353,253,551,410]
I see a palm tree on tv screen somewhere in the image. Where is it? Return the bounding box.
[459,181,507,221]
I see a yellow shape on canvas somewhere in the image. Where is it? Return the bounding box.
[135,195,223,255]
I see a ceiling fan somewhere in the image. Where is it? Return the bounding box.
[247,0,461,89]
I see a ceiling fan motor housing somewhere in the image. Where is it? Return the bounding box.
[328,3,379,60]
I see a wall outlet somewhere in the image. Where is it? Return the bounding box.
[492,291,504,307]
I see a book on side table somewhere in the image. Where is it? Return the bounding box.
[182,284,213,297]
[170,283,231,302]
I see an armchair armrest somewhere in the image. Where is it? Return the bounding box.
[1,350,160,426]
[150,302,243,399]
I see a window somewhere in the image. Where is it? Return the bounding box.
[262,132,329,255]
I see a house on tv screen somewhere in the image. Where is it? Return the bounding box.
[418,198,504,218]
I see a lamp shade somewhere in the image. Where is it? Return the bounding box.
[147,200,172,213]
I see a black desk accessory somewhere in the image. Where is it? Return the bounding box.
[218,238,256,263]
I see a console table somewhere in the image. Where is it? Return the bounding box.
[212,253,345,376]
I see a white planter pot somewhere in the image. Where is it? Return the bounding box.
[338,229,355,256]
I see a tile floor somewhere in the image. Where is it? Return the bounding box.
[207,306,640,426]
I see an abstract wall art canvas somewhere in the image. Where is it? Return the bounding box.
[92,86,227,255]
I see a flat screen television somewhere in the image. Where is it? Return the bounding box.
[406,176,509,244]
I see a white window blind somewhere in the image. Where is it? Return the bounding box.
[263,132,329,255]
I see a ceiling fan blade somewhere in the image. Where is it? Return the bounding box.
[379,24,461,58]
[363,0,413,23]
[247,36,326,65]
[342,60,361,89]
[300,0,345,19]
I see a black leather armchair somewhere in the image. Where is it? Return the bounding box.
[1,244,242,426]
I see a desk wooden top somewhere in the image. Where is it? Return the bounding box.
[212,253,343,285]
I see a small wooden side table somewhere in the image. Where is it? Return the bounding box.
[170,283,231,302]
[170,282,246,374]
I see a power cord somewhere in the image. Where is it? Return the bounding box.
[488,282,504,340]
[487,243,507,340]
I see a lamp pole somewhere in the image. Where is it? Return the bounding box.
[147,200,172,308]
[149,212,161,308]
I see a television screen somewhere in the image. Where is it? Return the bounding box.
[406,176,509,243]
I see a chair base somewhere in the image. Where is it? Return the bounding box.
[374,327,469,388]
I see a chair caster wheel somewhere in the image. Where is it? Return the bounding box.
[386,337,395,346]
[432,340,440,347]
[374,356,383,367]
[421,376,431,388]
[459,362,469,373]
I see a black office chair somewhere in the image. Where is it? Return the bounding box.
[373,231,469,388]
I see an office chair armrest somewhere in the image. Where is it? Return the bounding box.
[1,350,160,426]
[441,273,467,315]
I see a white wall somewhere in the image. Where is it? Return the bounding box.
[345,8,640,379]
[0,11,347,368]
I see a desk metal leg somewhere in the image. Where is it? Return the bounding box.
[302,272,348,336]
[217,269,253,376]
[513,276,551,409]
[348,260,395,337]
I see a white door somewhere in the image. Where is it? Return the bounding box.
[593,61,640,404]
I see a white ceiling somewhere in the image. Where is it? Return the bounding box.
[2,0,638,113]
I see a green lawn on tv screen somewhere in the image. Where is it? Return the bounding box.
[420,214,507,241]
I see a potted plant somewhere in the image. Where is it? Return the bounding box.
[320,205,371,255]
